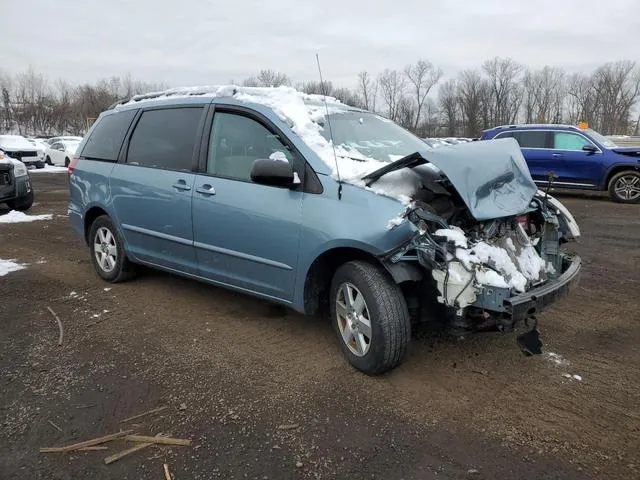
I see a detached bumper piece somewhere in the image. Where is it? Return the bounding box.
[503,254,581,324]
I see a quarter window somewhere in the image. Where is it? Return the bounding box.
[554,132,594,151]
[513,131,548,148]
[127,107,203,171]
[81,109,137,161]
[207,112,295,181]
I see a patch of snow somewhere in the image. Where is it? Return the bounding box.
[455,241,528,292]
[103,287,111,292]
[505,238,516,251]
[387,215,405,230]
[562,373,582,381]
[268,151,289,162]
[475,268,509,288]
[0,258,26,276]
[0,211,53,224]
[30,165,67,173]
[435,227,468,248]
[545,352,569,366]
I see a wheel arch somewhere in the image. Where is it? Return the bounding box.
[604,164,640,190]
[301,245,423,316]
[83,206,109,245]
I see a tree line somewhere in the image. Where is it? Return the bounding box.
[2,57,639,138]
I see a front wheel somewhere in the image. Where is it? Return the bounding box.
[45,156,52,166]
[330,261,411,375]
[88,215,135,283]
[609,170,640,204]
[64,158,70,167]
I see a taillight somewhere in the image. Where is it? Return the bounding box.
[68,156,79,176]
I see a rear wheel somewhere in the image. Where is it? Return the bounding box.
[6,190,34,211]
[45,156,52,166]
[88,215,135,283]
[609,170,640,204]
[64,157,70,167]
[330,260,411,375]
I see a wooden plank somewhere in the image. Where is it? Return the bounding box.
[104,442,153,464]
[125,434,191,446]
[40,429,134,453]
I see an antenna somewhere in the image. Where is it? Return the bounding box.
[315,53,342,200]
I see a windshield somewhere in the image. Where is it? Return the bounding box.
[585,128,618,148]
[316,111,430,163]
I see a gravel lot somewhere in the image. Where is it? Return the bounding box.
[1,172,638,480]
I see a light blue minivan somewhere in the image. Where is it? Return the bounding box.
[68,86,582,374]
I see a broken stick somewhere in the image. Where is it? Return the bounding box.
[120,405,168,423]
[104,442,153,464]
[125,434,191,446]
[164,463,171,480]
[40,429,134,453]
[47,420,62,432]
[46,306,64,346]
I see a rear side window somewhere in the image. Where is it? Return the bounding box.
[81,109,136,161]
[513,131,548,148]
[127,107,203,171]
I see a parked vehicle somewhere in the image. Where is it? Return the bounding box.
[46,135,83,145]
[0,135,44,169]
[68,86,582,374]
[481,124,640,203]
[27,137,48,162]
[45,139,81,166]
[0,149,34,211]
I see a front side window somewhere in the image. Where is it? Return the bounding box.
[207,111,295,181]
[127,107,203,171]
[554,132,596,151]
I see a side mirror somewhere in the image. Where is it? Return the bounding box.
[250,158,295,186]
[582,144,597,153]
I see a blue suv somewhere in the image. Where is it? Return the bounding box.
[481,124,640,203]
[68,86,582,374]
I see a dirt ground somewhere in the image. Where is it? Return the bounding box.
[1,173,638,480]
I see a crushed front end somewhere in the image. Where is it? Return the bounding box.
[385,191,581,337]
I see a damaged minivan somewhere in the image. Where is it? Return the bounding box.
[68,86,582,375]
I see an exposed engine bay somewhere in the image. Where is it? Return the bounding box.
[384,165,581,336]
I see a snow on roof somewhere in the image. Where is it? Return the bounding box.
[0,135,39,150]
[116,85,422,204]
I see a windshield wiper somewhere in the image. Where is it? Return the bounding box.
[361,152,426,187]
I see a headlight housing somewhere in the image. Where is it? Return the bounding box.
[13,162,28,178]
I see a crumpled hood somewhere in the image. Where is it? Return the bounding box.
[364,138,538,221]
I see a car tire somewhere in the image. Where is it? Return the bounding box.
[45,156,52,166]
[88,215,136,283]
[608,170,640,204]
[35,161,44,169]
[6,190,34,211]
[64,158,70,167]
[329,260,411,375]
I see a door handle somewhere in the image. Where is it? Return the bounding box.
[196,184,216,196]
[172,180,191,191]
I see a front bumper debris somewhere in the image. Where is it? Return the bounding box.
[504,254,581,323]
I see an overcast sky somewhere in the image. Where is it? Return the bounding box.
[4,0,640,88]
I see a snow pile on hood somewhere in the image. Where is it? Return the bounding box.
[0,211,53,224]
[0,258,27,276]
[0,135,38,151]
[435,225,550,293]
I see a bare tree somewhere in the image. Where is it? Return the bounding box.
[591,61,640,134]
[522,66,566,123]
[357,71,377,112]
[566,73,598,127]
[378,69,406,121]
[404,60,443,130]
[457,70,486,137]
[482,57,523,126]
[438,79,459,136]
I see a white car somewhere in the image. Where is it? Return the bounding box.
[44,139,81,166]
[47,135,83,145]
[27,137,49,161]
[0,135,44,168]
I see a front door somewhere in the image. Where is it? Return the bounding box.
[110,106,205,274]
[550,130,604,188]
[192,109,304,302]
